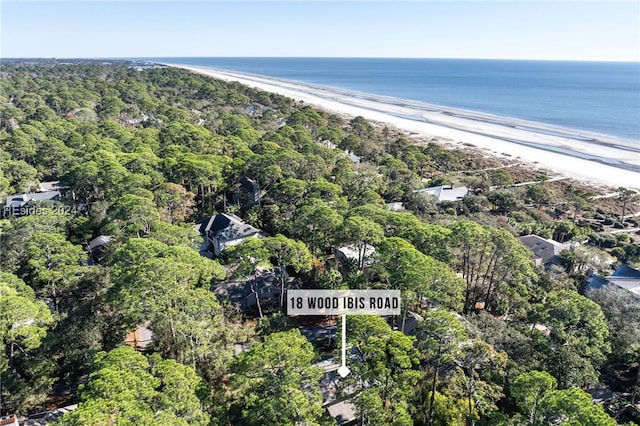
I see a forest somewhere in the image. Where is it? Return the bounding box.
[0,59,639,425]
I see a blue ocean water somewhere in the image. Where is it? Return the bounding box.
[152,58,640,141]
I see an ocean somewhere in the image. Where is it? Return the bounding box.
[151,58,640,142]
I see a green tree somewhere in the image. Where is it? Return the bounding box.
[106,193,160,237]
[453,340,507,426]
[228,235,312,310]
[487,190,518,213]
[540,290,610,388]
[274,177,307,205]
[227,329,326,426]
[449,221,535,315]
[340,216,384,270]
[415,309,468,426]
[57,346,209,426]
[526,184,553,209]
[489,169,513,188]
[154,182,195,224]
[346,316,420,426]
[110,239,234,384]
[425,391,467,426]
[538,387,616,426]
[25,232,87,315]
[292,199,343,253]
[159,120,222,154]
[586,284,640,354]
[263,235,313,307]
[374,237,464,319]
[0,272,54,413]
[511,370,557,424]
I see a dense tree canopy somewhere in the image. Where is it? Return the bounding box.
[57,346,210,426]
[0,60,632,425]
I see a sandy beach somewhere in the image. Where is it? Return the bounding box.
[174,65,640,190]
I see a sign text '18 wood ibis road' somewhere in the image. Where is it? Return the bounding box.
[287,289,401,315]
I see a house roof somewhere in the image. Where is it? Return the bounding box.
[605,264,640,296]
[5,191,61,209]
[237,176,259,191]
[86,235,113,251]
[612,264,640,278]
[585,275,609,291]
[197,213,263,241]
[325,400,357,425]
[335,244,375,261]
[38,181,63,192]
[518,235,570,265]
[586,264,640,297]
[386,202,404,211]
[413,185,469,202]
[344,150,361,164]
[315,348,364,419]
[124,324,153,351]
[213,270,290,304]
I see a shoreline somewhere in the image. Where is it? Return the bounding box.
[171,64,640,190]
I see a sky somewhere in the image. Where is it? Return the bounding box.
[1,1,639,61]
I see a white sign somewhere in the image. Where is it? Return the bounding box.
[287,289,401,316]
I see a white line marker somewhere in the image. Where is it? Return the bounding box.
[337,314,350,378]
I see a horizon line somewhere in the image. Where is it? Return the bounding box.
[2,55,639,64]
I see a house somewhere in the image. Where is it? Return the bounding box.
[518,234,571,268]
[586,264,640,297]
[19,404,78,425]
[314,348,364,425]
[3,190,61,216]
[325,400,358,426]
[212,270,295,312]
[412,183,469,202]
[85,235,113,265]
[334,244,376,269]
[38,180,64,192]
[234,177,262,205]
[344,150,361,164]
[318,139,338,150]
[386,202,405,212]
[196,213,264,256]
[124,324,153,352]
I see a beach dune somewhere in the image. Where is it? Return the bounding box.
[175,65,640,190]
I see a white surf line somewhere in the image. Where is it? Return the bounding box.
[337,314,350,378]
[173,64,640,190]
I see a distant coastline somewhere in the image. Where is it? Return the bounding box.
[153,57,640,142]
[169,64,640,190]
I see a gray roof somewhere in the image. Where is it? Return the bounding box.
[325,400,357,425]
[413,185,469,202]
[518,235,570,265]
[38,181,63,192]
[586,264,640,297]
[344,150,361,164]
[315,348,363,424]
[5,191,61,209]
[612,264,640,278]
[606,264,640,296]
[86,235,113,251]
[212,270,291,309]
[585,275,609,292]
[197,213,262,242]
